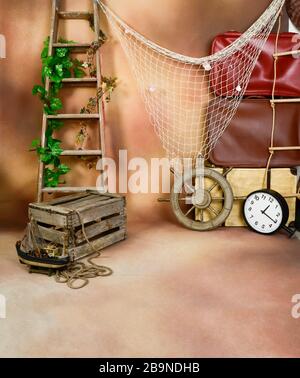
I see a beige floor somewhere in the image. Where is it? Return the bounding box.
[0,221,300,357]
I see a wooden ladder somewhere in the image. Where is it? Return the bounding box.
[37,0,105,202]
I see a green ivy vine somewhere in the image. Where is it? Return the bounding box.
[31,35,116,188]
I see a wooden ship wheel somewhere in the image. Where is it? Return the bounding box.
[170,168,234,231]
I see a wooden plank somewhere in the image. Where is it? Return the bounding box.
[36,194,103,212]
[70,229,127,261]
[75,196,121,211]
[32,194,113,216]
[47,114,100,119]
[75,214,126,244]
[29,203,70,215]
[60,195,113,211]
[49,193,102,208]
[71,200,125,227]
[58,11,93,20]
[61,78,97,83]
[56,193,105,207]
[86,190,124,200]
[40,192,91,206]
[53,43,91,48]
[36,224,67,245]
[60,150,102,156]
[42,187,99,193]
[29,208,68,227]
[60,78,97,86]
[53,43,91,53]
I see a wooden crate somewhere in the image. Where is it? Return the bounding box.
[28,191,126,261]
[225,168,297,227]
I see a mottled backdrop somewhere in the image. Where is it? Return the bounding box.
[0,0,285,227]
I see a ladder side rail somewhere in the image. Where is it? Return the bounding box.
[93,1,106,164]
[37,0,60,202]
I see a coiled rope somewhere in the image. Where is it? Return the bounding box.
[55,209,113,289]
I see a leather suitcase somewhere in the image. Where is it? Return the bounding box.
[208,98,300,168]
[210,32,300,97]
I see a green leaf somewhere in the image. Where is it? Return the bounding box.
[55,64,64,77]
[58,164,71,174]
[63,69,72,78]
[36,146,46,155]
[51,75,62,84]
[42,56,54,66]
[41,37,50,58]
[42,66,52,78]
[40,153,54,164]
[74,67,86,78]
[32,85,46,97]
[58,37,75,44]
[53,156,61,168]
[56,48,68,58]
[41,47,49,59]
[62,59,73,69]
[31,139,40,148]
[49,120,64,130]
[50,97,63,111]
[43,104,52,115]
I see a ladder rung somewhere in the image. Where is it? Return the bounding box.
[47,114,100,120]
[269,146,300,151]
[53,43,91,52]
[42,187,99,193]
[270,99,300,104]
[58,11,93,20]
[58,78,97,85]
[274,50,300,58]
[61,150,102,156]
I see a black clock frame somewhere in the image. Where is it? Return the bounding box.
[243,189,290,235]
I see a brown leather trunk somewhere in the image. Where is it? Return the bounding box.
[210,32,300,97]
[208,98,300,168]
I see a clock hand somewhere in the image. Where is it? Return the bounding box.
[261,205,270,214]
[263,212,277,224]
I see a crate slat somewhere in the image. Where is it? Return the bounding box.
[70,229,127,260]
[60,195,112,211]
[41,192,91,206]
[75,214,126,244]
[71,199,125,227]
[29,207,69,227]
[36,225,68,245]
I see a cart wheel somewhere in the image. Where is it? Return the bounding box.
[171,168,233,231]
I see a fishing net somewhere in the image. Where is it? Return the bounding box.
[96,0,284,167]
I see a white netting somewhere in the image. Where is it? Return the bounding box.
[96,0,285,166]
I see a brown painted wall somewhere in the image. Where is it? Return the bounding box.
[0,0,281,227]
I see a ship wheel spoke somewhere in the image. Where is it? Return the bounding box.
[178,196,193,202]
[184,205,196,217]
[208,181,220,193]
[198,209,204,222]
[207,205,219,217]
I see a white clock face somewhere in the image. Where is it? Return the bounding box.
[244,192,283,234]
